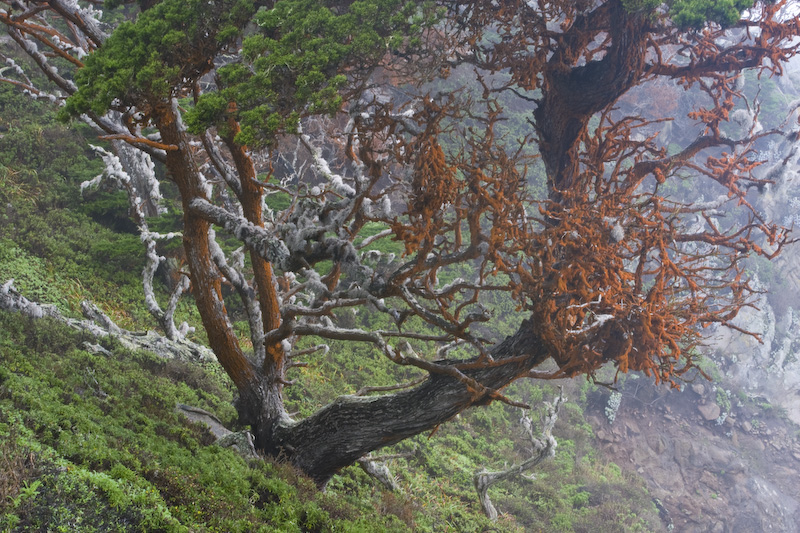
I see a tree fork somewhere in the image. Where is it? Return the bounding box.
[533,0,649,196]
[154,107,287,432]
[223,118,286,381]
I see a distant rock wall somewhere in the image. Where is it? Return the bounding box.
[589,375,800,533]
[706,285,800,425]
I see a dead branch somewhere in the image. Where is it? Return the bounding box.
[474,389,565,520]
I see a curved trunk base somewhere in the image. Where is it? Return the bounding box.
[254,322,548,486]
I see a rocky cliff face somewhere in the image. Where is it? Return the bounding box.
[587,239,800,532]
[707,285,800,427]
[593,56,800,531]
[706,111,800,425]
[588,376,800,532]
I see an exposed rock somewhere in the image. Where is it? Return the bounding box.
[588,375,800,533]
[725,457,747,476]
[729,477,799,533]
[176,404,231,439]
[624,419,641,435]
[704,278,800,426]
[595,428,614,442]
[698,402,721,421]
[216,431,259,459]
[691,383,706,396]
[706,446,734,468]
[646,433,666,455]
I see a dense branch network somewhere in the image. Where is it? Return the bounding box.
[2,0,799,482]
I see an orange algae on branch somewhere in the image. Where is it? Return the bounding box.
[500,92,794,385]
[7,0,800,485]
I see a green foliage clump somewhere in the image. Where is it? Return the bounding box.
[669,0,753,28]
[0,239,72,310]
[0,85,195,328]
[61,0,257,118]
[186,0,438,147]
[0,202,151,323]
[471,386,663,532]
[621,0,663,13]
[622,0,752,28]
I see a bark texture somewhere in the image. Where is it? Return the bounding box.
[269,321,548,484]
[532,1,649,196]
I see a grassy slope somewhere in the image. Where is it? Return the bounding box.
[0,74,662,532]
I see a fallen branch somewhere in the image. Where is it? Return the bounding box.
[357,454,400,491]
[0,280,214,363]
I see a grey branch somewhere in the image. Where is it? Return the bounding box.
[188,198,291,269]
[208,232,266,363]
[473,389,565,520]
[357,454,400,491]
[85,144,186,340]
[1,280,215,363]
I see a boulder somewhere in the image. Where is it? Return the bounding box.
[698,402,721,421]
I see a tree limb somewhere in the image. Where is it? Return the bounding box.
[474,389,564,520]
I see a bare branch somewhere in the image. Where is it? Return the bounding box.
[209,232,267,363]
[474,389,564,520]
[99,134,179,152]
[1,281,214,362]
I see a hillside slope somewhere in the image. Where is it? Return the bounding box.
[0,58,663,532]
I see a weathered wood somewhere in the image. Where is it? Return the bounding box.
[270,320,549,485]
[0,280,214,363]
[474,391,564,520]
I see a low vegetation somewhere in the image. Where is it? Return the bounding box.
[0,310,663,531]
